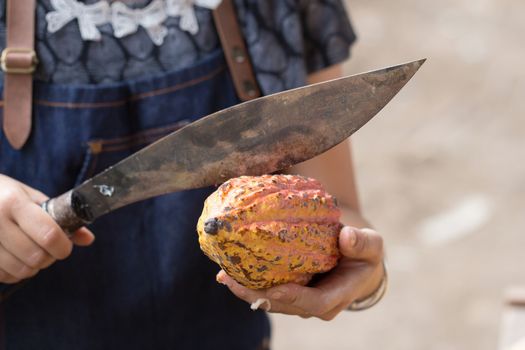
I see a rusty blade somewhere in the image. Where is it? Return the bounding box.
[71,59,425,222]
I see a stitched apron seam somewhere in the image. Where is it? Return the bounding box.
[0,65,227,109]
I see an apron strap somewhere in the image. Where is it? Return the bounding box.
[1,0,37,150]
[213,0,261,101]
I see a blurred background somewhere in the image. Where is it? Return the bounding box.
[271,0,525,349]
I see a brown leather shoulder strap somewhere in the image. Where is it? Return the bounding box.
[213,0,261,101]
[2,0,37,149]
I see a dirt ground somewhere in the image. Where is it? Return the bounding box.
[271,0,525,349]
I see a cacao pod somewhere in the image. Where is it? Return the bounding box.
[197,174,342,289]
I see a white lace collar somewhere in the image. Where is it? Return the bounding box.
[46,0,222,45]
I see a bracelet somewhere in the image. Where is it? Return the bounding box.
[347,261,388,311]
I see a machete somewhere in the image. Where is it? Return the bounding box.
[43,59,426,233]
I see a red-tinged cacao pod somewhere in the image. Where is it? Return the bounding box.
[197,174,342,289]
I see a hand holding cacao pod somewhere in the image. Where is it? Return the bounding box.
[197,174,343,289]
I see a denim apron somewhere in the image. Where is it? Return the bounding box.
[0,49,270,350]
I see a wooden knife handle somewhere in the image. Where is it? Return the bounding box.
[42,190,90,235]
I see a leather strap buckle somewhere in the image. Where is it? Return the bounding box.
[1,48,38,74]
[213,0,261,101]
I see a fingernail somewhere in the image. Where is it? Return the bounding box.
[216,271,228,286]
[343,226,358,247]
[349,231,358,247]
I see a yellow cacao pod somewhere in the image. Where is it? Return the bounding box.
[197,174,342,289]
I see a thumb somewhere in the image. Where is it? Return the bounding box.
[339,226,383,263]
[71,227,96,246]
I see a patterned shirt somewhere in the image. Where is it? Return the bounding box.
[0,0,356,94]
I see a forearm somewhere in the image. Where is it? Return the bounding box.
[340,205,371,229]
[290,139,361,212]
[290,63,364,218]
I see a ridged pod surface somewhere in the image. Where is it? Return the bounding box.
[197,175,342,289]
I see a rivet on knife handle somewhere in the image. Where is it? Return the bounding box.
[42,190,91,235]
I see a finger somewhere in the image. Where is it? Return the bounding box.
[0,220,54,269]
[70,227,96,246]
[266,283,335,316]
[12,202,72,260]
[0,175,48,204]
[0,244,39,279]
[20,185,48,204]
[216,271,306,315]
[0,267,21,284]
[339,226,383,263]
[216,270,266,304]
[217,270,337,317]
